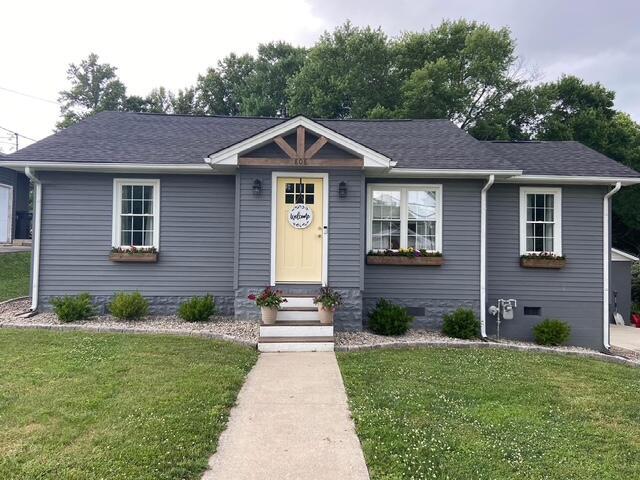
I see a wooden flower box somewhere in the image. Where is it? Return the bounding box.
[109,252,158,263]
[366,255,444,266]
[520,257,566,269]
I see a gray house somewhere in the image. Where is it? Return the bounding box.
[0,152,30,243]
[3,112,639,351]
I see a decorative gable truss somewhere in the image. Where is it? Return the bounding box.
[206,116,393,170]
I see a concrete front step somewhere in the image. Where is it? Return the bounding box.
[277,310,320,321]
[258,336,335,352]
[260,323,333,338]
[282,296,315,308]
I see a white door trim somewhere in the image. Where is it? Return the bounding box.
[270,171,329,286]
[0,183,14,244]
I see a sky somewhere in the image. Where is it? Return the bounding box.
[1,0,639,152]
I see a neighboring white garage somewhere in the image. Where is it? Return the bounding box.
[611,248,639,325]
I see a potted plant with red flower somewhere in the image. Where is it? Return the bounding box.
[248,287,287,324]
[313,287,343,325]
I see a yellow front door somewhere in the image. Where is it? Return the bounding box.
[276,177,324,283]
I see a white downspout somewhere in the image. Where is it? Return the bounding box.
[24,167,41,311]
[480,174,495,339]
[602,181,622,351]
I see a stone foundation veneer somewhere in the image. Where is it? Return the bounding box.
[234,287,363,331]
[39,295,235,316]
[362,298,480,330]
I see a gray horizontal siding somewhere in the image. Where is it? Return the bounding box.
[38,172,235,298]
[486,184,607,348]
[364,179,482,301]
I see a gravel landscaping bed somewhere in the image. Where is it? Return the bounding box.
[336,329,640,366]
[0,298,258,344]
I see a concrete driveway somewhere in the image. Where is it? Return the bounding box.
[611,324,640,352]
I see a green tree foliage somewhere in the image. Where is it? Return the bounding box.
[196,53,256,115]
[287,22,398,118]
[242,42,306,117]
[395,20,522,128]
[57,53,127,129]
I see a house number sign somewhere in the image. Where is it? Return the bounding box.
[288,204,313,229]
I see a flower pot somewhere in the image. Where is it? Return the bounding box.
[317,306,335,325]
[260,306,278,325]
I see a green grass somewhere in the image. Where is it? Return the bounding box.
[338,348,640,480]
[0,252,30,301]
[0,329,258,480]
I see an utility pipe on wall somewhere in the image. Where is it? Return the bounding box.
[480,174,495,339]
[24,167,41,311]
[602,181,622,351]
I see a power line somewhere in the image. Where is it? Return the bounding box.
[0,86,59,105]
[0,125,37,142]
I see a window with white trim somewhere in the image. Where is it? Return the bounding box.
[519,187,562,255]
[368,185,442,251]
[113,179,160,249]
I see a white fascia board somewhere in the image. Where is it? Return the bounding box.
[371,168,523,178]
[612,248,639,262]
[500,175,640,186]
[2,161,216,174]
[206,115,392,168]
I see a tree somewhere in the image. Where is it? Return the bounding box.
[196,53,255,115]
[396,20,523,128]
[242,42,306,117]
[287,22,398,118]
[172,87,198,114]
[57,53,127,129]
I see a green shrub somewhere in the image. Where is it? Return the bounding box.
[442,308,480,339]
[51,293,95,323]
[178,295,217,322]
[368,299,414,336]
[108,292,149,320]
[533,319,571,346]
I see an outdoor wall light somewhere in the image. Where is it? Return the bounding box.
[252,179,262,195]
[338,181,348,198]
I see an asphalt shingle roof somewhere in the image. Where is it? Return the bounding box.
[3,111,638,178]
[484,141,639,178]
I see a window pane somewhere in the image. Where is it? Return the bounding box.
[132,231,143,246]
[372,191,400,220]
[305,194,314,204]
[306,184,314,193]
[407,190,436,220]
[285,194,294,204]
[132,185,143,200]
[295,183,303,193]
[143,185,153,200]
[143,200,153,214]
[132,217,143,231]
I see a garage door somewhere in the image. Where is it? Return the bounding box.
[0,184,12,244]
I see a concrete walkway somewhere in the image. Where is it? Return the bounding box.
[611,324,640,352]
[202,352,370,480]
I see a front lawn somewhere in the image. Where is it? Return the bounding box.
[0,252,30,301]
[338,348,640,479]
[0,329,257,480]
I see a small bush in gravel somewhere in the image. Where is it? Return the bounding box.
[442,308,480,339]
[533,319,571,346]
[109,292,149,320]
[51,293,95,323]
[368,299,414,336]
[178,295,217,322]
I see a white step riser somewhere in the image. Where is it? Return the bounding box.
[260,325,334,337]
[283,297,315,308]
[258,342,334,353]
[277,310,319,321]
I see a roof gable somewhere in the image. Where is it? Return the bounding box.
[206,116,392,169]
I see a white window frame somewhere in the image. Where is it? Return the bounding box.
[519,187,562,256]
[366,184,443,252]
[112,178,160,250]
